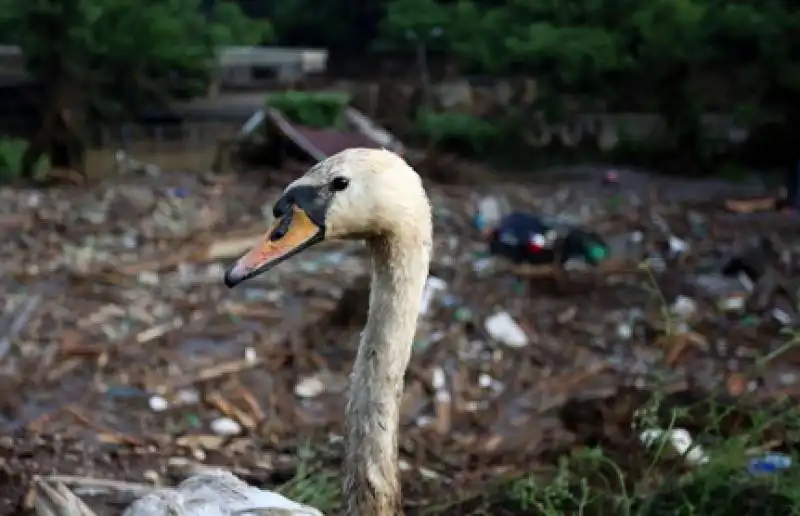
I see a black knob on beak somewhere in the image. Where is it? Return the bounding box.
[273,194,293,219]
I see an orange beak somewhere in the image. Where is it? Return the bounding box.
[223,206,324,288]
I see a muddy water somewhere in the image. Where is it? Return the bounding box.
[84,146,218,178]
[84,121,238,177]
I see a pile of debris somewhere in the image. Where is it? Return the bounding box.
[0,165,799,514]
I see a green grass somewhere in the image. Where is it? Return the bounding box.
[276,264,800,515]
[278,443,342,513]
[488,401,800,516]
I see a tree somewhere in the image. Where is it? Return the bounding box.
[265,0,386,55]
[0,0,272,177]
[377,0,800,172]
[376,0,449,51]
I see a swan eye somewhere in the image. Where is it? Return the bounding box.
[330,176,350,192]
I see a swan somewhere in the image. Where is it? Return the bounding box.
[124,148,432,516]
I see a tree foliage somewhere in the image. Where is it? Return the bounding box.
[376,0,800,170]
[0,0,796,175]
[266,92,350,129]
[263,0,383,54]
[0,0,271,175]
[0,0,271,118]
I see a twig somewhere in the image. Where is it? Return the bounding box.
[169,358,263,389]
[756,334,800,368]
[540,362,611,395]
[55,483,98,516]
[34,477,99,516]
[64,406,145,446]
[745,439,782,456]
[206,391,257,431]
[43,475,161,498]
[135,319,181,344]
[236,384,266,423]
[166,457,224,480]
[27,407,64,433]
[204,233,263,261]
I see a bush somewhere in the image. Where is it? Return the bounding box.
[0,138,49,183]
[266,91,350,129]
[412,110,501,156]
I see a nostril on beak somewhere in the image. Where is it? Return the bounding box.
[270,211,293,241]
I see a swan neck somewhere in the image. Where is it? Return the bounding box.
[344,234,430,516]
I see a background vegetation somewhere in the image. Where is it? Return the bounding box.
[0,0,796,178]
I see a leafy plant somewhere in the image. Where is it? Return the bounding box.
[278,442,341,512]
[0,0,269,177]
[0,138,48,183]
[413,110,500,155]
[266,91,350,130]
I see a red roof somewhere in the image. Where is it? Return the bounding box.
[291,125,383,158]
[264,107,394,162]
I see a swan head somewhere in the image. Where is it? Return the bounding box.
[224,147,431,287]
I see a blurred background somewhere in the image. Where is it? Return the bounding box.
[1,0,800,514]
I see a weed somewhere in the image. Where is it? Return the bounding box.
[278,442,341,513]
[0,137,49,183]
[266,91,350,130]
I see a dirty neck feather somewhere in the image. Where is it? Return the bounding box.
[344,232,431,516]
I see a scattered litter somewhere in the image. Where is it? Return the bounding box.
[484,311,528,348]
[1,168,798,507]
[478,373,493,388]
[472,257,494,274]
[474,195,509,233]
[148,396,169,413]
[176,389,200,406]
[431,367,451,434]
[771,308,793,326]
[602,169,620,185]
[616,322,633,340]
[294,375,326,399]
[420,276,448,315]
[210,417,242,437]
[640,427,709,465]
[738,272,755,293]
[671,296,697,319]
[645,254,667,272]
[667,235,689,257]
[720,294,746,312]
[556,306,577,324]
[0,294,41,360]
[748,452,791,475]
[726,372,748,396]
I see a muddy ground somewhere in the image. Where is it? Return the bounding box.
[1,162,799,515]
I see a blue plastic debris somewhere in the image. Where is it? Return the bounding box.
[747,452,791,475]
[168,186,190,198]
